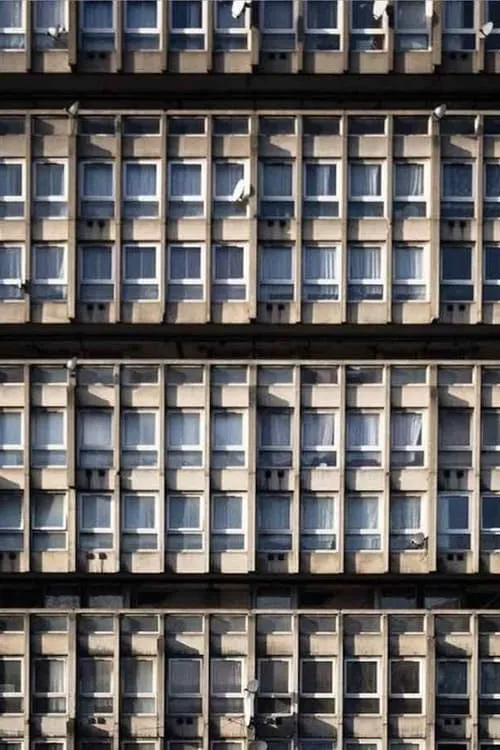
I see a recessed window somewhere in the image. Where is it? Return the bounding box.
[258,409,292,467]
[79,117,116,136]
[259,244,294,301]
[303,117,340,136]
[214,0,248,51]
[0,161,24,218]
[391,411,424,467]
[32,245,67,301]
[441,162,474,219]
[346,411,381,467]
[303,245,338,301]
[350,0,385,51]
[169,116,206,135]
[122,117,161,136]
[168,161,204,217]
[440,245,473,302]
[390,495,423,551]
[345,495,381,551]
[259,1,295,52]
[0,0,25,50]
[77,409,113,469]
[300,494,336,551]
[304,0,339,50]
[124,0,160,50]
[78,493,113,551]
[213,117,249,135]
[348,245,383,300]
[348,117,385,136]
[79,244,114,302]
[348,162,384,218]
[393,244,426,301]
[442,0,474,51]
[168,244,203,300]
[393,116,429,135]
[166,410,202,468]
[123,161,159,218]
[123,244,159,300]
[259,162,294,218]
[167,494,203,550]
[303,161,339,218]
[80,0,115,51]
[121,411,158,468]
[169,0,205,50]
[0,117,24,135]
[213,244,246,301]
[0,244,22,300]
[79,161,115,219]
[394,0,429,52]
[393,162,426,218]
[213,161,249,218]
[438,493,470,551]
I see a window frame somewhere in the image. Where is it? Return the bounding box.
[393,160,427,215]
[121,492,158,544]
[258,243,294,301]
[300,409,337,466]
[299,657,336,698]
[168,159,205,215]
[78,657,114,700]
[212,243,247,300]
[258,161,295,217]
[348,160,385,211]
[441,161,474,204]
[389,657,424,699]
[32,657,67,714]
[390,409,425,464]
[210,657,245,698]
[210,493,245,551]
[212,160,250,215]
[302,244,339,301]
[303,160,340,217]
[166,409,203,466]
[257,657,292,697]
[122,242,160,300]
[211,409,246,467]
[78,243,114,301]
[438,492,471,551]
[0,410,23,465]
[0,0,25,48]
[168,657,202,698]
[168,243,204,299]
[32,159,68,216]
[344,657,380,699]
[121,657,156,715]
[78,160,115,214]
[121,409,158,465]
[436,658,469,698]
[392,243,427,300]
[166,493,203,540]
[78,492,113,538]
[124,0,161,40]
[31,409,66,466]
[122,160,160,215]
[0,656,23,704]
[300,493,337,551]
[480,659,500,699]
[0,159,25,215]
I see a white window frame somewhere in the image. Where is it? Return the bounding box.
[390,410,425,459]
[260,0,294,35]
[122,493,158,549]
[258,244,294,301]
[442,0,474,49]
[480,659,500,699]
[394,0,430,48]
[31,409,66,465]
[392,243,427,297]
[344,658,380,699]
[350,0,385,38]
[438,492,470,550]
[211,493,246,549]
[300,493,337,550]
[32,244,67,298]
[483,410,500,451]
[122,243,159,299]
[436,658,469,698]
[31,492,67,534]
[393,160,427,205]
[259,161,294,212]
[258,409,292,454]
[439,409,472,451]
[34,0,68,34]
[79,0,115,42]
[213,160,249,212]
[33,159,68,212]
[347,410,381,458]
[0,411,23,464]
[168,243,204,296]
[257,657,292,697]
[302,244,339,301]
[122,160,160,210]
[79,657,114,700]
[78,160,115,212]
[168,658,202,697]
[304,0,339,38]
[441,161,474,204]
[124,0,161,39]
[0,657,23,702]
[122,657,156,714]
[348,244,385,299]
[214,0,249,45]
[166,410,203,463]
[0,159,25,213]
[210,657,245,698]
[485,160,500,206]
[389,658,424,699]
[345,494,382,548]
[168,160,205,214]
[167,493,203,539]
[481,493,500,541]
[121,410,158,461]
[212,243,247,298]
[78,492,113,538]
[211,410,246,463]
[32,657,67,712]
[301,409,337,465]
[390,494,425,542]
[300,657,336,697]
[78,244,114,299]
[257,493,292,551]
[348,161,385,206]
[0,243,23,298]
[0,0,25,48]
[303,160,339,213]
[169,0,206,35]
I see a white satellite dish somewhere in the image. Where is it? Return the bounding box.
[246,678,259,693]
[480,21,494,38]
[231,178,250,203]
[432,104,447,120]
[66,101,79,117]
[66,358,77,371]
[47,26,61,39]
[232,0,247,19]
[372,0,388,20]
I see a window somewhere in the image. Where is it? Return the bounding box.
[348,245,383,300]
[259,366,293,384]
[213,244,246,301]
[122,493,157,552]
[168,244,203,300]
[214,0,248,51]
[32,492,66,551]
[439,408,472,456]
[0,161,24,218]
[394,0,429,51]
[390,659,422,714]
[347,366,383,384]
[213,161,248,218]
[482,494,500,551]
[33,658,66,713]
[212,366,247,385]
[344,659,379,714]
[121,411,157,467]
[169,116,206,135]
[122,659,155,714]
[441,163,474,218]
[78,658,113,714]
[393,162,426,218]
[485,162,500,218]
[442,0,474,50]
[0,245,22,299]
[345,495,381,551]
[393,116,429,135]
[0,659,22,713]
[211,411,245,468]
[169,0,204,49]
[440,245,473,302]
[260,0,294,50]
[303,162,339,218]
[437,660,468,697]
[167,365,204,385]
[79,117,115,136]
[124,0,159,49]
[390,495,423,551]
[483,410,500,464]
[80,0,114,50]
[304,116,340,136]
[259,163,294,218]
[350,0,384,51]
[167,494,202,550]
[481,661,500,697]
[123,162,159,218]
[438,494,470,551]
[300,659,335,696]
[211,494,244,551]
[79,162,114,218]
[168,658,202,708]
[210,658,243,702]
[78,493,113,551]
[393,244,426,301]
[33,161,67,218]
[213,117,249,135]
[168,161,204,217]
[301,410,336,467]
[349,162,383,217]
[300,494,336,551]
[257,494,291,551]
[31,410,65,467]
[487,0,500,49]
[391,411,424,467]
[122,366,159,385]
[303,245,338,301]
[259,244,294,302]
[0,0,24,48]
[123,244,159,301]
[0,492,22,551]
[258,659,290,694]
[484,245,500,301]
[33,0,65,48]
[78,410,113,469]
[346,411,381,467]
[304,0,339,50]
[79,245,114,302]
[258,409,292,467]
[123,118,161,137]
[32,244,66,301]
[0,411,22,466]
[167,410,202,468]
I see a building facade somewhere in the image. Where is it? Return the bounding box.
[3,2,500,750]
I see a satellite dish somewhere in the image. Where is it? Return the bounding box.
[480,21,494,38]
[66,358,77,371]
[47,26,60,39]
[231,178,250,203]
[66,101,79,117]
[372,0,388,20]
[474,114,481,135]
[231,0,247,19]
[246,678,259,693]
[409,532,427,549]
[432,104,447,120]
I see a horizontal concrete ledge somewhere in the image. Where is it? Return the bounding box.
[0,322,497,359]
[0,73,500,108]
